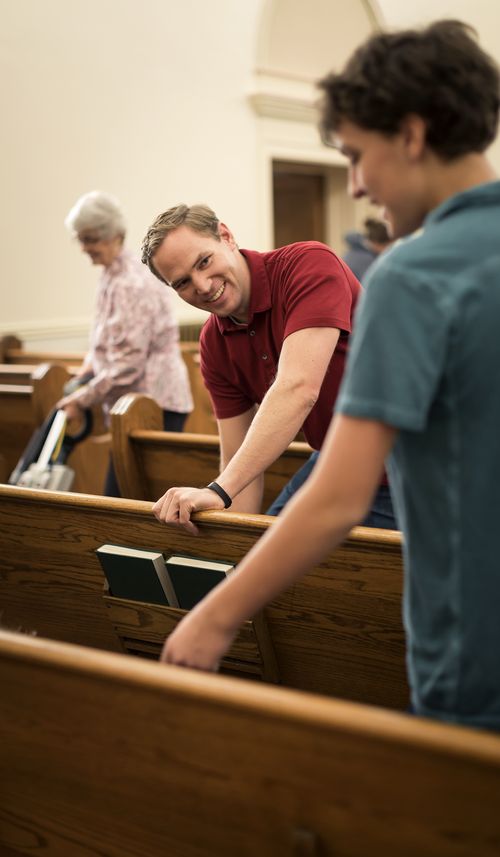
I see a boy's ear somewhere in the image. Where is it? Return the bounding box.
[400,114,427,161]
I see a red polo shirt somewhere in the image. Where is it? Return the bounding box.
[200,241,361,450]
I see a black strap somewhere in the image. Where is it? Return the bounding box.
[206,481,232,509]
[57,409,94,462]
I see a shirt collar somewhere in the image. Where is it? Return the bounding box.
[424,180,500,228]
[213,248,272,334]
[105,247,130,278]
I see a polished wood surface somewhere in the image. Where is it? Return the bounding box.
[5,348,84,367]
[0,363,40,384]
[0,363,110,494]
[0,363,69,476]
[111,392,313,512]
[0,333,22,362]
[0,336,217,434]
[1,629,499,857]
[0,484,407,707]
[103,589,280,682]
[180,341,218,435]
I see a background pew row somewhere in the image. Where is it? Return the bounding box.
[0,333,217,435]
[0,363,110,494]
[110,392,313,513]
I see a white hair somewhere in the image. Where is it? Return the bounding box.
[64,191,127,240]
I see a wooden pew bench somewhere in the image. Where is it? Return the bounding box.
[1,629,500,857]
[0,363,70,477]
[111,392,314,512]
[180,340,218,435]
[0,333,86,368]
[0,363,110,495]
[0,332,21,362]
[0,334,218,435]
[0,484,407,708]
[0,362,46,385]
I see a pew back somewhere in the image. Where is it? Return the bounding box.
[0,333,86,368]
[181,341,218,435]
[0,363,110,494]
[1,630,500,857]
[1,337,217,435]
[0,363,70,476]
[0,363,41,385]
[111,393,313,512]
[5,348,84,367]
[0,484,407,707]
[0,333,22,362]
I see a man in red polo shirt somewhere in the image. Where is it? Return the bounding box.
[141,203,395,533]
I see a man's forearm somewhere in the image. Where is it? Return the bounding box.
[217,380,316,500]
[227,475,264,513]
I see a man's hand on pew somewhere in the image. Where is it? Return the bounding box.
[152,486,225,535]
[160,598,237,671]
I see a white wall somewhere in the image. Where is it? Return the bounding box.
[0,0,264,347]
[1,0,499,349]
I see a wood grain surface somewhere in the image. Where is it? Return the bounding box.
[110,392,313,511]
[0,630,499,856]
[0,484,407,708]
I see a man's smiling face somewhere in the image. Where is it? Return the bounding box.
[152,223,251,323]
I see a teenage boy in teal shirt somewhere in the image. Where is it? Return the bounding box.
[161,21,500,730]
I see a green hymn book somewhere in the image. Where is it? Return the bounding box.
[165,555,234,610]
[96,544,179,607]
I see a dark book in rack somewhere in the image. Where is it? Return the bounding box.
[96,544,234,610]
[96,544,179,606]
[165,554,234,610]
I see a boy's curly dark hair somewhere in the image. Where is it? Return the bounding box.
[319,20,500,160]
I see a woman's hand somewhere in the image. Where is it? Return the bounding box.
[56,394,85,423]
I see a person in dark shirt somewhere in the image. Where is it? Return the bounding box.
[342,217,392,282]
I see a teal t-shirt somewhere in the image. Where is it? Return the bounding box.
[337,181,500,729]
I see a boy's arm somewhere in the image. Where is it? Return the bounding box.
[161,414,397,670]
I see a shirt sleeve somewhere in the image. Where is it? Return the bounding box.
[279,245,357,339]
[336,257,455,431]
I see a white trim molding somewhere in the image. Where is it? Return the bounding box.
[249,72,318,124]
[1,317,91,345]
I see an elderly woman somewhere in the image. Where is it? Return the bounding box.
[58,191,193,496]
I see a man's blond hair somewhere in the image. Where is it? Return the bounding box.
[141,204,220,282]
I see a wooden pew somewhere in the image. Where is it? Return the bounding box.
[1,333,218,435]
[0,336,86,369]
[181,341,218,435]
[0,333,22,362]
[0,484,407,708]
[1,320,203,362]
[0,363,69,477]
[1,629,500,857]
[0,363,110,495]
[0,363,45,385]
[111,392,313,512]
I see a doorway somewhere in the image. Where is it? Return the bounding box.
[272,161,327,248]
